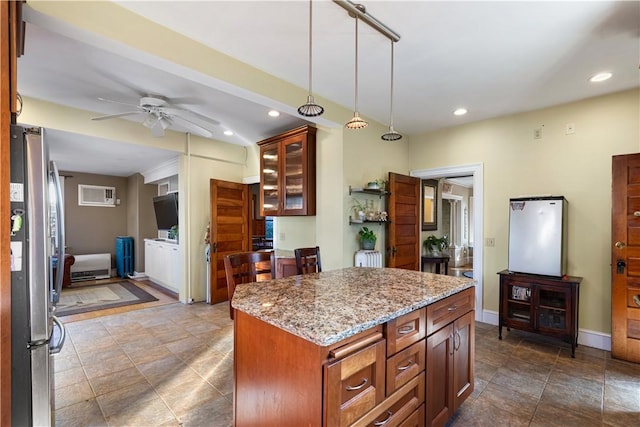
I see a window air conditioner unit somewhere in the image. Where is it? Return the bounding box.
[78,185,116,207]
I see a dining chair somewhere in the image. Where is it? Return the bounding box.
[294,246,322,275]
[223,251,275,320]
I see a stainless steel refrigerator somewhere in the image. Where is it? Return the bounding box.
[10,125,66,426]
[508,196,567,277]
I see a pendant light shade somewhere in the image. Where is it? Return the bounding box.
[381,40,402,141]
[346,16,368,130]
[298,0,324,117]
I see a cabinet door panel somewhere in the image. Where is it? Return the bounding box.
[260,141,279,216]
[452,311,474,411]
[325,339,386,427]
[426,324,453,427]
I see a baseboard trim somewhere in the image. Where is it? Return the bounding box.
[481,309,611,351]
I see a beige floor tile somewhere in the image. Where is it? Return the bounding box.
[77,346,127,366]
[54,398,107,427]
[602,402,640,427]
[530,401,603,427]
[55,366,86,389]
[82,353,135,379]
[177,395,233,427]
[88,366,149,396]
[55,379,94,409]
[104,396,177,426]
[156,376,223,415]
[96,380,159,417]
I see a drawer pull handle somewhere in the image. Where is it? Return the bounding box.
[398,324,415,335]
[397,360,413,371]
[447,304,458,312]
[345,378,368,391]
[373,410,393,426]
[635,212,640,217]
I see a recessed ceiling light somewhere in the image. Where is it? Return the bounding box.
[223,130,233,136]
[268,110,280,117]
[589,72,612,83]
[453,108,468,116]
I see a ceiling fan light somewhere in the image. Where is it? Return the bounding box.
[381,127,402,141]
[298,95,324,117]
[142,114,158,128]
[345,113,368,129]
[159,117,172,130]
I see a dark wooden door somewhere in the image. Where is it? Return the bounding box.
[426,323,453,427]
[611,154,640,362]
[209,179,249,304]
[387,172,420,269]
[452,311,474,411]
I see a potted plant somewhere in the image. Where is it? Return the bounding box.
[358,226,377,250]
[351,198,367,222]
[424,234,449,255]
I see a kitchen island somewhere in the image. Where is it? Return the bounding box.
[232,267,475,427]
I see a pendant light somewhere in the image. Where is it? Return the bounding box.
[345,15,368,129]
[298,0,324,117]
[381,39,402,141]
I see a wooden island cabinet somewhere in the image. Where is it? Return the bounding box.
[232,268,475,426]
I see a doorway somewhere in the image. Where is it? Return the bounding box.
[411,164,484,322]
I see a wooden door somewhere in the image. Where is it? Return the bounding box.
[209,179,249,304]
[452,311,474,412]
[611,154,640,362]
[387,172,420,269]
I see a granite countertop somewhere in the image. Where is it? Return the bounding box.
[232,267,474,347]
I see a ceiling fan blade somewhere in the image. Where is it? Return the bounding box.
[97,97,142,109]
[91,111,142,121]
[171,115,214,138]
[162,106,220,126]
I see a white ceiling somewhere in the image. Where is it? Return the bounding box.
[17,1,640,177]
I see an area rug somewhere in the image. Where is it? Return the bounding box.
[56,281,158,317]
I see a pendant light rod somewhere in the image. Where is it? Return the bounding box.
[389,40,395,127]
[333,0,401,42]
[298,0,324,117]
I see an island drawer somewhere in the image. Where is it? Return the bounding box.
[398,403,425,427]
[386,340,425,395]
[350,372,425,427]
[427,287,474,335]
[386,308,426,355]
[324,338,386,427]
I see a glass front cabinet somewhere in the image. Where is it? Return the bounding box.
[258,125,316,216]
[498,270,582,357]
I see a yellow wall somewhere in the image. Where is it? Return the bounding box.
[342,120,410,267]
[409,89,640,334]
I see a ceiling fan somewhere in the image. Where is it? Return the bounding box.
[91,95,220,138]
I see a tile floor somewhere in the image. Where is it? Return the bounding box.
[55,302,640,426]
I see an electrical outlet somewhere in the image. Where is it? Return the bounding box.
[533,128,542,139]
[485,237,495,247]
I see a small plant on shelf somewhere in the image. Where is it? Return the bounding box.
[358,226,377,250]
[351,198,367,222]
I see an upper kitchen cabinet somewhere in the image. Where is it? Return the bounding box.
[258,125,316,216]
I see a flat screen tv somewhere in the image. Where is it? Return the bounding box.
[153,193,178,230]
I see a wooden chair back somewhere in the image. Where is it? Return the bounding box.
[223,251,275,319]
[294,246,322,275]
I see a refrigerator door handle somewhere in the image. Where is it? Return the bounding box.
[49,160,66,305]
[49,315,66,354]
